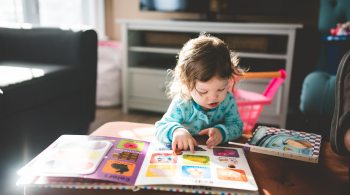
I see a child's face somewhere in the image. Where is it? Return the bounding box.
[190,75,229,110]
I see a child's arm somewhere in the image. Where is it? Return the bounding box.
[155,98,186,143]
[213,95,243,143]
[155,98,198,152]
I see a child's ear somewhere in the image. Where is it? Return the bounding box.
[228,78,236,93]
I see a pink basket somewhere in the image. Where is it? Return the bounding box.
[231,69,286,135]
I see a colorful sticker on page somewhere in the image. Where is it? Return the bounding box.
[102,160,136,177]
[117,139,145,151]
[213,148,239,157]
[145,164,176,177]
[182,154,210,165]
[182,165,211,179]
[41,140,112,175]
[216,168,248,182]
[112,151,140,162]
[150,153,177,164]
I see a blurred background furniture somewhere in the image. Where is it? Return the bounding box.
[96,40,122,107]
[0,27,97,195]
[289,0,350,137]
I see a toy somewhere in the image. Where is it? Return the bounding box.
[330,22,350,36]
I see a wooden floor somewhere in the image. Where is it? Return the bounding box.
[88,106,163,134]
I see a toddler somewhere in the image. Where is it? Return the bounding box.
[155,34,243,152]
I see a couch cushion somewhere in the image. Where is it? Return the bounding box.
[299,71,335,116]
[0,61,84,118]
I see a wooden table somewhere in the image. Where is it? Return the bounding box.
[24,122,350,195]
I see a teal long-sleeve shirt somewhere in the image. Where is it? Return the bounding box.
[155,92,243,144]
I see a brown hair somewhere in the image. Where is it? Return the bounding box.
[167,34,243,100]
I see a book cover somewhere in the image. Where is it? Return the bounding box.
[17,135,258,194]
[229,126,322,163]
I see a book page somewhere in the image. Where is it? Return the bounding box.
[18,135,113,175]
[18,135,151,185]
[135,144,258,192]
[18,135,258,192]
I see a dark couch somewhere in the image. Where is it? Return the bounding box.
[0,27,97,194]
[287,0,350,138]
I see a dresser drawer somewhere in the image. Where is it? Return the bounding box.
[128,68,169,101]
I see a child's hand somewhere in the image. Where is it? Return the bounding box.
[198,128,223,149]
[172,128,198,153]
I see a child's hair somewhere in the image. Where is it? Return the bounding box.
[167,33,243,100]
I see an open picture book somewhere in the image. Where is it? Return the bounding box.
[17,135,258,194]
[229,126,322,163]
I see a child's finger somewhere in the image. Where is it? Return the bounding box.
[206,137,214,146]
[189,141,195,153]
[172,140,177,151]
[209,129,215,137]
[183,140,189,151]
[177,141,183,150]
[189,139,197,153]
[198,129,209,135]
[207,139,218,149]
[192,137,198,146]
[207,135,220,147]
[207,143,213,149]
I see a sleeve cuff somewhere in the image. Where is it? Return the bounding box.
[215,125,227,143]
[167,125,183,142]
